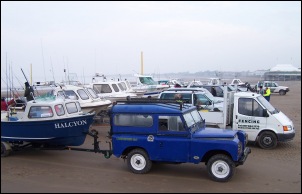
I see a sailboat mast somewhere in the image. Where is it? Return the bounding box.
[30,63,32,85]
[141,51,144,75]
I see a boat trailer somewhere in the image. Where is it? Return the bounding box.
[1,130,113,158]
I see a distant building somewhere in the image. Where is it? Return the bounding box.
[264,64,301,81]
[253,70,267,76]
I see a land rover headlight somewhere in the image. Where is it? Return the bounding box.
[283,125,293,131]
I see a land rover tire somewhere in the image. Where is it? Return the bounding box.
[207,154,235,182]
[258,131,277,149]
[279,90,286,95]
[127,148,152,174]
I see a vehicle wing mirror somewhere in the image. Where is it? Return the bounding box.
[263,109,269,117]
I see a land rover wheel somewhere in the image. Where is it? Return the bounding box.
[207,154,235,182]
[279,90,286,95]
[258,131,277,149]
[127,149,152,174]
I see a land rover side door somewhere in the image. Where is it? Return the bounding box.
[155,115,190,162]
[234,97,267,141]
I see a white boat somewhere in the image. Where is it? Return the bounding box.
[85,75,138,103]
[51,85,112,115]
[130,74,170,98]
[118,80,146,98]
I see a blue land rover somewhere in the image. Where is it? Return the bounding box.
[109,99,251,182]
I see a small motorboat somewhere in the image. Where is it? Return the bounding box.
[1,97,95,156]
[86,78,138,103]
[52,84,112,115]
[130,74,170,98]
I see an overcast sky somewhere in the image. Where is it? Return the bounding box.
[1,1,301,83]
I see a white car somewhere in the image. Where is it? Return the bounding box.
[256,81,289,95]
[159,88,224,111]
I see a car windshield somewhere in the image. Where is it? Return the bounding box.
[200,89,224,103]
[203,92,219,103]
[183,110,204,133]
[227,85,236,91]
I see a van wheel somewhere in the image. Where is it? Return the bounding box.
[279,90,286,95]
[207,154,235,182]
[258,131,277,149]
[127,149,152,174]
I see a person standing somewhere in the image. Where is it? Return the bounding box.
[174,93,182,100]
[1,96,17,111]
[258,85,264,96]
[24,82,34,101]
[211,86,217,97]
[263,87,271,102]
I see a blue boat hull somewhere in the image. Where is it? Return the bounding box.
[1,114,95,146]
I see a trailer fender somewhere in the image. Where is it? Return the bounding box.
[1,142,12,157]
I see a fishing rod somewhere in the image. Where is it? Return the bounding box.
[50,56,56,83]
[13,74,25,90]
[5,53,9,100]
[21,68,30,84]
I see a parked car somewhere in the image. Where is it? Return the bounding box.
[167,87,223,103]
[255,81,289,95]
[158,88,224,111]
[200,85,225,97]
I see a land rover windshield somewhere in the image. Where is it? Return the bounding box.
[183,110,204,133]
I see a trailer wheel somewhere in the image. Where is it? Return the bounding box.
[258,131,277,149]
[207,154,235,182]
[279,90,286,95]
[1,142,12,157]
[127,149,152,174]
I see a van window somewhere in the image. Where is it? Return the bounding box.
[238,98,264,117]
